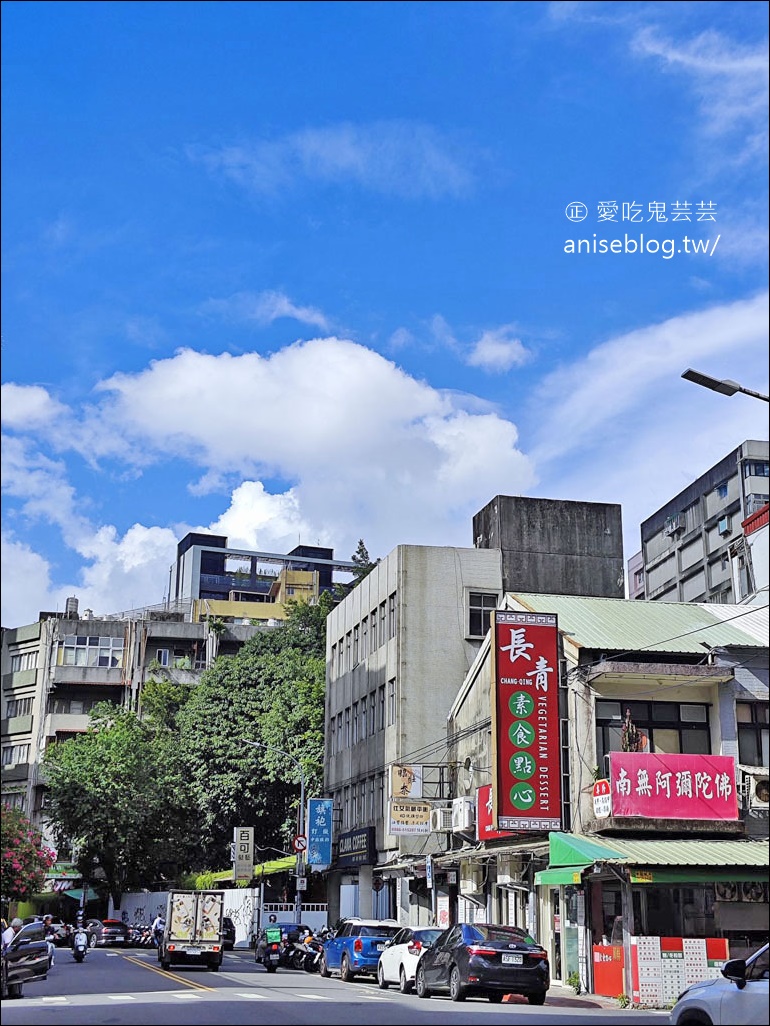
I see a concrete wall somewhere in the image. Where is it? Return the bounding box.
[473,496,624,598]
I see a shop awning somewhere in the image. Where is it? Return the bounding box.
[201,855,296,886]
[537,832,769,885]
[61,887,101,903]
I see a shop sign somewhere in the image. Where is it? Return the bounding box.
[388,799,432,835]
[593,779,612,819]
[491,610,562,831]
[390,763,423,799]
[609,753,738,820]
[337,826,376,867]
[476,784,517,840]
[307,798,334,865]
[233,826,254,881]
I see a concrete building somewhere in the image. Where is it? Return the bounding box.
[632,440,769,604]
[474,496,625,599]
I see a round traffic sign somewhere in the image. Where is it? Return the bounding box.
[292,835,307,853]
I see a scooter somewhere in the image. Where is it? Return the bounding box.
[72,927,89,963]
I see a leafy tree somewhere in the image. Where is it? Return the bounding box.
[140,677,193,731]
[42,703,199,908]
[351,539,379,583]
[1,807,56,901]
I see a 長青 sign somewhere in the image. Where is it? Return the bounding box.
[476,784,517,840]
[609,753,739,820]
[491,610,562,831]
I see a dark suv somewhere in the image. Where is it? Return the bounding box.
[222,917,236,950]
[85,918,130,947]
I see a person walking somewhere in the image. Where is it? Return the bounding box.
[2,918,23,951]
[42,915,56,967]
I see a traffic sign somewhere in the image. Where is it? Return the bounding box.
[292,834,307,853]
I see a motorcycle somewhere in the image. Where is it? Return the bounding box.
[302,935,325,973]
[254,929,283,973]
[72,928,89,963]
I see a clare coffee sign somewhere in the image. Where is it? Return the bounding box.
[491,610,561,831]
[609,753,739,820]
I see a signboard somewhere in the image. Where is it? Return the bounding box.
[233,826,254,882]
[292,834,307,853]
[593,779,612,819]
[390,764,423,799]
[491,610,562,831]
[388,799,432,835]
[337,826,376,868]
[476,784,517,840]
[307,798,334,865]
[609,753,739,820]
[426,855,433,890]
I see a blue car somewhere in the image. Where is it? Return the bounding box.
[321,919,400,982]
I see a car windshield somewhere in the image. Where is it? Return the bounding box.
[359,926,401,938]
[471,925,536,945]
[414,929,443,945]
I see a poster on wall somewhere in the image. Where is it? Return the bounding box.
[609,753,739,820]
[491,610,562,831]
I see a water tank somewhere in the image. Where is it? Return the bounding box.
[65,596,79,617]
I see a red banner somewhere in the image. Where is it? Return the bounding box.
[609,753,739,820]
[476,784,517,841]
[492,611,561,831]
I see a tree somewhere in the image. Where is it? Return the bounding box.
[1,807,56,902]
[351,539,379,583]
[42,703,199,908]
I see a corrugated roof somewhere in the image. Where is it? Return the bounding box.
[505,593,768,655]
[549,832,769,868]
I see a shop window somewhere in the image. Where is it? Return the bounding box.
[595,700,711,766]
[737,702,770,766]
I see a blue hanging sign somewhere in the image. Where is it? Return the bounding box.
[307,798,334,865]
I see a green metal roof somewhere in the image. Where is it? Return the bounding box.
[548,832,769,869]
[506,594,768,655]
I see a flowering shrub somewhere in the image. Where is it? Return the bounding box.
[1,806,56,901]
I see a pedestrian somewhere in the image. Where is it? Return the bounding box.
[43,915,56,966]
[2,918,23,951]
[151,913,165,947]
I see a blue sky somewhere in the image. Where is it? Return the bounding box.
[2,0,768,627]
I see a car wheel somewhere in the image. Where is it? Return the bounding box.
[161,960,171,971]
[674,1015,713,1026]
[399,966,412,994]
[208,962,220,972]
[319,954,331,978]
[266,964,277,973]
[8,983,23,998]
[377,963,389,989]
[340,954,356,982]
[416,964,431,999]
[88,934,97,948]
[527,992,547,1006]
[449,966,466,1002]
[488,993,504,1003]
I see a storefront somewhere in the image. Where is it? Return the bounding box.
[536,832,769,1004]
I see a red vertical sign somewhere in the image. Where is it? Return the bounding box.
[492,610,562,831]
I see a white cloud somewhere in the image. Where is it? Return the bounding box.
[0,534,55,626]
[466,326,531,373]
[190,121,474,200]
[1,384,69,430]
[200,290,330,331]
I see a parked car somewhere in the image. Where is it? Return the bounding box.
[669,941,769,1026]
[1,920,49,999]
[22,915,69,946]
[222,917,236,950]
[414,922,549,1004]
[85,918,130,947]
[321,919,401,982]
[377,926,443,993]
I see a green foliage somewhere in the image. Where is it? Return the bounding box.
[141,677,193,730]
[567,971,582,995]
[1,807,56,901]
[617,993,631,1008]
[351,539,379,582]
[42,703,200,907]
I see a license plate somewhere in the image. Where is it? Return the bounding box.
[502,953,523,965]
[376,944,385,951]
[186,947,202,956]
[268,954,280,963]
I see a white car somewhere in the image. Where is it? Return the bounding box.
[669,942,769,1026]
[377,927,443,993]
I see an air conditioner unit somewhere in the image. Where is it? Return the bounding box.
[717,515,732,537]
[430,807,453,833]
[497,853,522,886]
[452,796,476,834]
[664,513,684,536]
[459,862,484,894]
[741,766,770,809]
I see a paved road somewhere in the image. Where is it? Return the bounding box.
[3,948,668,1026]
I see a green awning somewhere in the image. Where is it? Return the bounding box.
[61,887,100,903]
[548,832,623,867]
[534,867,587,886]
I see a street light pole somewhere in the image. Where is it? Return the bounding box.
[242,739,306,924]
[681,368,769,403]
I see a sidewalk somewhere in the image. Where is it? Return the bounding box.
[502,984,625,1009]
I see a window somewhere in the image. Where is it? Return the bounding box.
[387,678,397,726]
[378,684,385,731]
[57,636,125,668]
[379,602,387,646]
[359,700,367,740]
[744,461,770,478]
[353,625,359,666]
[368,777,375,821]
[6,697,33,718]
[345,633,352,672]
[595,700,711,767]
[156,648,170,667]
[344,708,351,748]
[370,610,378,651]
[737,703,770,767]
[388,593,397,639]
[336,712,343,752]
[368,692,376,736]
[343,787,350,829]
[361,617,368,660]
[2,792,26,811]
[468,592,498,637]
[330,717,336,753]
[716,482,729,499]
[351,787,358,824]
[10,651,38,673]
[352,702,359,744]
[331,644,337,678]
[377,773,384,821]
[48,696,102,715]
[1,743,30,767]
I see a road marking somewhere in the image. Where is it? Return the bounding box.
[236,992,269,999]
[107,995,137,1001]
[171,992,204,1000]
[295,992,331,1000]
[122,954,216,992]
[41,996,68,1003]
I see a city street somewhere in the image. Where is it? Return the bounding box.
[3,948,667,1026]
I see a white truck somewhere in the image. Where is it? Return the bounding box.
[158,889,226,972]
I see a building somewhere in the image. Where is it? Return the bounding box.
[631,440,769,604]
[168,532,355,624]
[444,592,768,1002]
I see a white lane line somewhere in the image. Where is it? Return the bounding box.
[171,992,204,999]
[236,992,270,1000]
[295,992,332,1000]
[107,995,137,1001]
[41,996,69,1003]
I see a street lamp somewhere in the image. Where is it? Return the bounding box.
[242,739,306,923]
[681,368,769,403]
